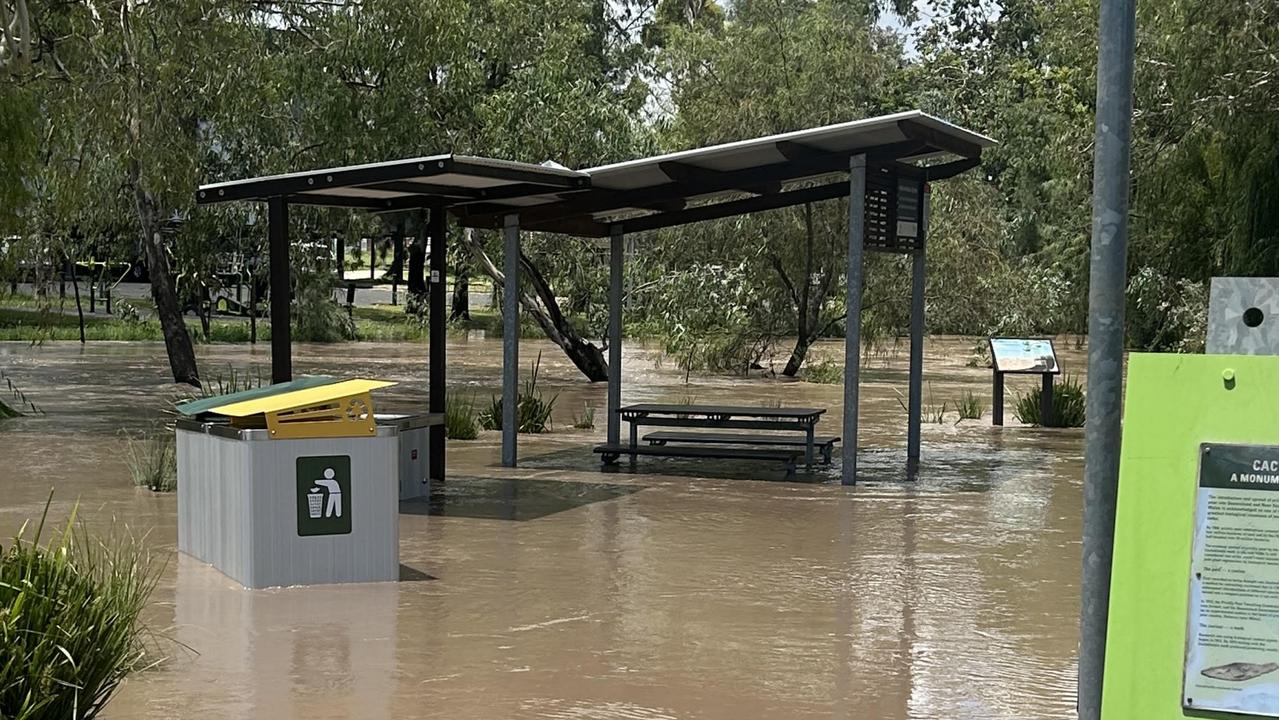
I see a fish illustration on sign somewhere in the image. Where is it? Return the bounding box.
[1201,662,1279,682]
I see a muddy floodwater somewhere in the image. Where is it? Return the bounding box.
[0,336,1083,719]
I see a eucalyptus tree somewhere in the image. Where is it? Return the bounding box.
[637,0,906,376]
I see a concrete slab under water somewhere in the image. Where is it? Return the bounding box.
[0,337,1083,719]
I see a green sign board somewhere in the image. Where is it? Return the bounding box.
[296,455,351,537]
[1103,354,1279,719]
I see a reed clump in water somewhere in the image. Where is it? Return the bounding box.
[1015,375,1086,427]
[445,395,480,440]
[0,497,159,719]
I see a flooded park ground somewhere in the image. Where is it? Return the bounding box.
[0,336,1083,719]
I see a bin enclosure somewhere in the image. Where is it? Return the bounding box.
[175,378,401,589]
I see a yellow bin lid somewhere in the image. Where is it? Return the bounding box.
[204,378,397,439]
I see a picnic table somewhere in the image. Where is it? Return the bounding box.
[593,403,837,476]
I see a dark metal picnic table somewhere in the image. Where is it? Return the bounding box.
[617,403,828,468]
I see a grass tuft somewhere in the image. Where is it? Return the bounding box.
[444,396,480,440]
[123,431,178,493]
[1015,375,1086,427]
[955,389,986,423]
[0,494,160,719]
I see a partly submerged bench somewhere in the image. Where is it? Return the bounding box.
[593,443,801,478]
[643,431,840,464]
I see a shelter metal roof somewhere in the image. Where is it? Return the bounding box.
[194,111,994,238]
[196,154,590,212]
[455,111,995,237]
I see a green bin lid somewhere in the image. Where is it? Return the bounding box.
[175,376,337,417]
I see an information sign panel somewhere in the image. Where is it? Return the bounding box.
[989,338,1060,374]
[1185,443,1279,716]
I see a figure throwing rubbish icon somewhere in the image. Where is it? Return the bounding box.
[313,468,343,518]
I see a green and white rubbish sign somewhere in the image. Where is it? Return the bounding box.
[296,455,351,536]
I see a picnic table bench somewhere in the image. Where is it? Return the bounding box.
[593,403,834,476]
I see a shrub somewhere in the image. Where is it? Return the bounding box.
[124,431,178,492]
[477,353,557,433]
[1,499,159,719]
[1015,375,1086,427]
[444,396,479,440]
[956,389,986,422]
[802,358,843,384]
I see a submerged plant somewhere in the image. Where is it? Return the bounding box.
[444,395,480,440]
[0,496,160,719]
[572,404,595,430]
[1015,375,1086,427]
[477,353,558,433]
[801,358,843,384]
[955,389,986,423]
[895,383,947,424]
[123,431,178,493]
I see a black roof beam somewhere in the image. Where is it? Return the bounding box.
[458,140,929,229]
[658,161,775,194]
[897,119,983,159]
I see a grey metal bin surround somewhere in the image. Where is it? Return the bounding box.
[374,413,443,501]
[176,419,399,589]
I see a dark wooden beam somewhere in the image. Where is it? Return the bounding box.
[897,119,983,159]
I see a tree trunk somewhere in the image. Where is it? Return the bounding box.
[407,235,427,315]
[68,254,85,344]
[132,175,200,387]
[450,262,470,322]
[460,231,608,381]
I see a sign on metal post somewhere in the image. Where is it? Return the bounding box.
[988,338,1061,426]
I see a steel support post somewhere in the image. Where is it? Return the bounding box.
[268,196,292,383]
[607,225,624,446]
[842,155,867,486]
[1079,0,1138,717]
[428,208,447,481]
[906,182,930,478]
[501,214,520,467]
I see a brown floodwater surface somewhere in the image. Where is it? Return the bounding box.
[0,336,1083,719]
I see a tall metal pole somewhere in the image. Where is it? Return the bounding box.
[607,224,624,446]
[428,208,447,482]
[842,154,867,486]
[1079,0,1137,717]
[906,182,930,478]
[268,196,292,383]
[501,214,520,467]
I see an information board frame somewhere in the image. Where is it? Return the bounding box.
[988,337,1062,375]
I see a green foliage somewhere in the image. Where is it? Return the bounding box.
[955,390,986,423]
[1015,376,1086,428]
[123,431,178,493]
[477,354,557,433]
[444,396,480,441]
[802,358,843,384]
[0,498,159,719]
[572,404,596,430]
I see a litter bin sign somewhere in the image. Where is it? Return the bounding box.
[175,378,401,589]
[297,456,351,536]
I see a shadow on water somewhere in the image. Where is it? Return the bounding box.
[401,475,643,521]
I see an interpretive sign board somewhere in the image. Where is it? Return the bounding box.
[1184,443,1279,716]
[989,338,1060,374]
[989,338,1060,426]
[1102,354,1279,719]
